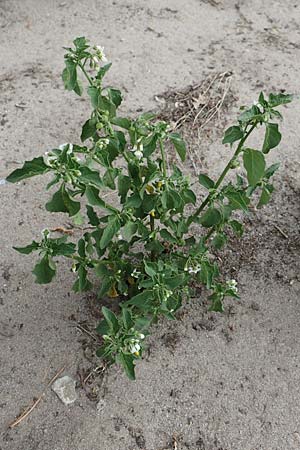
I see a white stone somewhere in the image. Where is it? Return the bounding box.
[52,375,77,405]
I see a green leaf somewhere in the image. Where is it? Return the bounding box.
[160,229,177,243]
[222,126,244,145]
[117,353,135,380]
[96,62,112,80]
[98,277,113,298]
[212,233,227,250]
[225,190,249,212]
[52,241,76,256]
[229,220,244,237]
[144,261,157,277]
[62,59,77,91]
[81,117,97,142]
[32,256,56,284]
[87,86,100,108]
[262,123,281,154]
[257,186,272,208]
[79,167,103,189]
[208,293,224,312]
[199,208,222,228]
[169,133,186,162]
[118,174,131,203]
[243,148,266,186]
[122,221,137,241]
[102,306,119,333]
[198,174,215,190]
[86,205,100,226]
[122,308,134,330]
[46,184,80,217]
[73,266,92,292]
[6,157,49,183]
[124,290,154,308]
[107,88,122,107]
[13,241,40,254]
[268,93,293,108]
[99,216,121,249]
[85,186,118,213]
[264,163,280,179]
[165,274,185,289]
[111,117,132,130]
[239,105,262,124]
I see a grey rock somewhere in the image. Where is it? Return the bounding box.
[52,375,77,405]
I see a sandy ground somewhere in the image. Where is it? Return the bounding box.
[0,0,300,449]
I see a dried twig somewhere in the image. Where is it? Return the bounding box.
[8,366,65,429]
[50,226,73,235]
[75,323,98,341]
[274,224,288,239]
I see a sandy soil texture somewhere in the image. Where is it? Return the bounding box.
[1,1,300,449]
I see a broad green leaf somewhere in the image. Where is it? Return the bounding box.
[229,220,244,237]
[73,265,92,292]
[46,185,80,217]
[122,308,133,330]
[243,148,266,186]
[81,118,97,142]
[124,290,154,308]
[99,216,121,249]
[118,174,131,202]
[107,88,122,107]
[13,241,39,254]
[98,277,113,298]
[62,59,77,91]
[122,221,137,241]
[160,229,177,243]
[239,105,263,124]
[268,93,293,107]
[111,117,132,130]
[208,293,224,312]
[79,167,103,188]
[86,205,100,226]
[165,274,185,289]
[6,157,49,183]
[51,241,76,256]
[169,133,186,162]
[117,353,135,380]
[199,208,222,228]
[198,174,215,190]
[183,189,197,205]
[87,86,100,109]
[96,62,112,80]
[257,186,272,208]
[32,256,56,284]
[225,190,249,212]
[144,261,157,277]
[222,126,243,145]
[212,233,227,250]
[102,306,119,333]
[85,186,118,213]
[262,123,281,154]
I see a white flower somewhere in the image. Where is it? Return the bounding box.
[134,150,143,159]
[131,268,141,278]
[94,45,107,62]
[139,333,145,340]
[116,233,123,241]
[227,279,238,293]
[129,343,141,354]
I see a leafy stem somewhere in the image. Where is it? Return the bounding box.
[187,123,256,226]
[159,139,167,177]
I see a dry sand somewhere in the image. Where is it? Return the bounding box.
[0,1,300,449]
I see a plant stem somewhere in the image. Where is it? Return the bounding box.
[187,123,256,226]
[159,139,167,177]
[78,62,94,86]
